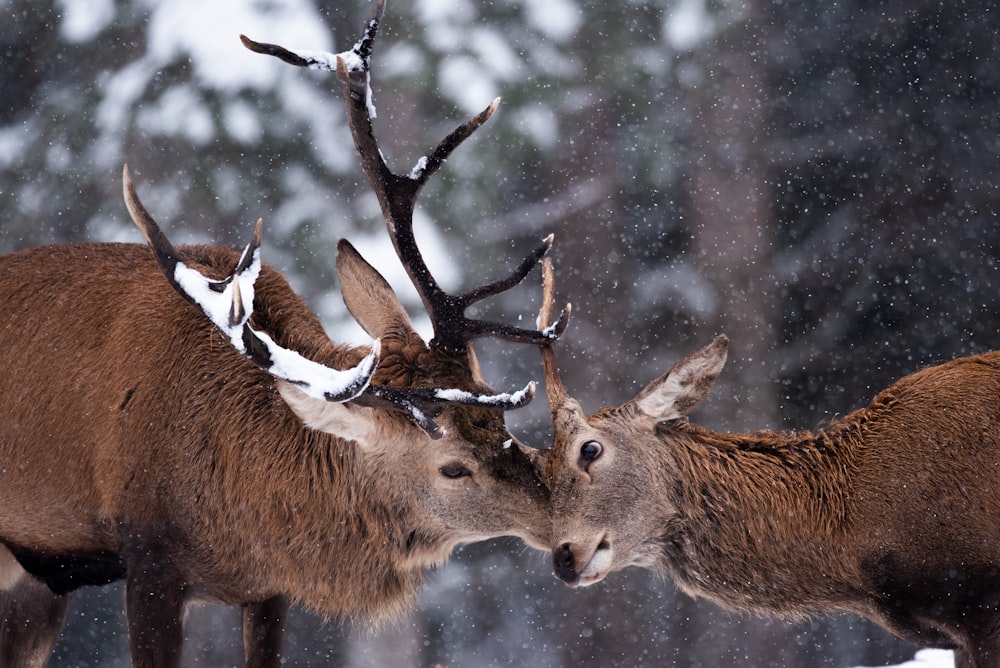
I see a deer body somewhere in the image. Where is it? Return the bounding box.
[542,329,1000,668]
[659,353,1000,627]
[0,238,549,667]
[1,242,436,616]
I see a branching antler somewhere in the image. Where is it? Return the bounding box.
[123,165,537,438]
[123,165,378,403]
[240,0,568,355]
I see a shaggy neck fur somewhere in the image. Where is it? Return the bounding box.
[657,408,878,617]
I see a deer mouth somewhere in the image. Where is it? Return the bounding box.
[553,537,613,587]
[577,538,613,586]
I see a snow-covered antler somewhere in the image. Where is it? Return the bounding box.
[356,382,536,438]
[240,0,569,356]
[123,165,378,403]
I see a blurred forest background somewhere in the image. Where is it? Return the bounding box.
[2,0,998,665]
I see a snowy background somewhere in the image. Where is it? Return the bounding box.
[2,0,999,665]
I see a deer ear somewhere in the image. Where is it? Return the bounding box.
[278,382,380,450]
[464,342,487,384]
[631,335,729,421]
[336,239,416,339]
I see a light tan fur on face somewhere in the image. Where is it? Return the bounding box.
[278,382,378,448]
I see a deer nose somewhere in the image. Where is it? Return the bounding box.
[553,542,580,585]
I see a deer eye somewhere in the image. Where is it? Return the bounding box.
[662,416,688,429]
[439,463,472,479]
[578,440,603,472]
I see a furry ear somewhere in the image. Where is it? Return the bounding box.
[464,342,486,384]
[631,336,728,421]
[336,239,416,340]
[278,382,379,450]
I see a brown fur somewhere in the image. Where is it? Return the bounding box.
[0,546,66,668]
[0,241,549,667]
[546,336,1000,668]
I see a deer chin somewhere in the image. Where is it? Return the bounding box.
[576,541,614,586]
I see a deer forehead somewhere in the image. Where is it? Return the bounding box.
[439,405,514,449]
[558,404,644,449]
[374,339,475,387]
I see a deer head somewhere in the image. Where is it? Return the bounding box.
[232,0,578,557]
[123,163,551,551]
[536,258,726,584]
[234,0,577,554]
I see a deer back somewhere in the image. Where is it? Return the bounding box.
[0,242,352,587]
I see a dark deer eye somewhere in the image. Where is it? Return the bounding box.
[439,463,472,479]
[578,441,603,472]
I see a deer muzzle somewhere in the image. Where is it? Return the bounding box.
[552,538,613,587]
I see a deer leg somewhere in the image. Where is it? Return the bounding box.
[243,594,290,668]
[124,559,186,668]
[952,647,976,668]
[0,571,69,668]
[956,626,1000,668]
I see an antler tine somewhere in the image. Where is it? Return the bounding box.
[331,33,457,348]
[459,233,552,307]
[413,97,500,187]
[242,1,565,355]
[350,380,537,440]
[122,165,378,403]
[538,257,572,410]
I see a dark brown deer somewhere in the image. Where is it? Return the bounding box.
[536,259,1000,668]
[0,3,568,666]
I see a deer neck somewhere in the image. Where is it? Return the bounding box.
[227,423,445,622]
[659,422,862,616]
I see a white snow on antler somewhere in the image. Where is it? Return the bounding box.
[251,328,380,401]
[271,42,376,119]
[433,382,534,407]
[172,242,377,402]
[409,155,429,180]
[174,246,260,353]
[538,318,564,339]
[172,245,260,351]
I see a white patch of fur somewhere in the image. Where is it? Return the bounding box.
[278,381,374,448]
[577,544,614,586]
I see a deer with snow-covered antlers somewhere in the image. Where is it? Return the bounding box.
[0,3,568,666]
[536,260,1000,668]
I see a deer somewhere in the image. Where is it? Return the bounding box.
[534,258,1000,668]
[0,2,570,666]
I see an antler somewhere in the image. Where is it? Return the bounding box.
[122,165,378,403]
[123,166,533,438]
[352,381,536,439]
[537,257,573,414]
[240,0,568,355]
